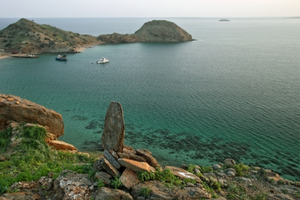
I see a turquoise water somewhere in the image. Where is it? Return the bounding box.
[0,18,299,181]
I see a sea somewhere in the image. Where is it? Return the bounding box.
[0,18,299,181]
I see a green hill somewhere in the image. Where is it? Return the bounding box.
[0,18,100,54]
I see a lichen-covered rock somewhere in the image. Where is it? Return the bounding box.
[101,101,125,152]
[52,170,93,200]
[0,93,64,138]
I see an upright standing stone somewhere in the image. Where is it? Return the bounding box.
[101,102,125,152]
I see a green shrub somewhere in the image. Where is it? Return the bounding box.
[140,187,152,197]
[22,125,47,142]
[187,164,196,173]
[0,127,12,150]
[0,125,95,194]
[201,166,213,173]
[97,179,105,188]
[234,163,250,176]
[111,176,122,189]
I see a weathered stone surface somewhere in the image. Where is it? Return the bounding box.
[95,171,112,185]
[109,150,119,160]
[95,187,133,200]
[175,186,211,200]
[212,164,222,170]
[0,93,64,138]
[118,158,156,173]
[136,149,160,168]
[224,158,236,167]
[52,170,93,200]
[120,168,140,190]
[48,140,77,151]
[2,192,40,200]
[131,180,174,200]
[123,145,137,154]
[94,158,120,177]
[266,172,282,182]
[118,152,147,162]
[225,168,236,177]
[165,166,202,183]
[104,150,121,169]
[101,101,125,152]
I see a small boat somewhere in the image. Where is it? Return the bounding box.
[56,54,67,61]
[97,57,109,64]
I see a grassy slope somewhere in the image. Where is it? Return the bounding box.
[0,18,99,53]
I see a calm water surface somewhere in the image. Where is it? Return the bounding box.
[0,18,299,181]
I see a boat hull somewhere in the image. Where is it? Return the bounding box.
[55,57,67,61]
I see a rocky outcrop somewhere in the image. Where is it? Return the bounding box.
[0,93,64,138]
[97,20,193,44]
[101,101,125,152]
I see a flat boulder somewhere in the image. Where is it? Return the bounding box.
[165,166,202,183]
[95,187,133,200]
[0,94,64,138]
[136,148,160,168]
[101,102,125,152]
[48,140,77,151]
[118,158,156,173]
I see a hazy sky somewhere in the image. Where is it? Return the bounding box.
[1,0,299,18]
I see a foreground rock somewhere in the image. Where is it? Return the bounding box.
[0,93,64,138]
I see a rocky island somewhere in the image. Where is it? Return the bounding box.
[0,18,193,57]
[0,93,299,200]
[98,20,193,43]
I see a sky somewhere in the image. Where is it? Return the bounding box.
[0,0,299,18]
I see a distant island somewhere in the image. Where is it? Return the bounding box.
[0,18,193,55]
[219,19,230,22]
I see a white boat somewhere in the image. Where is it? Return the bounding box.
[97,57,109,64]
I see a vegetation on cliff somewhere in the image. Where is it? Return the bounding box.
[0,124,94,195]
[0,18,100,54]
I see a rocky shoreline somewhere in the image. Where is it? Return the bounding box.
[0,93,299,200]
